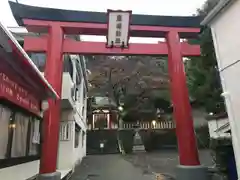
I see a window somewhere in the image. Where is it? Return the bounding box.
[116,15,122,21]
[63,55,74,80]
[82,106,85,117]
[75,60,82,85]
[75,87,79,102]
[0,105,12,159]
[82,87,87,115]
[59,122,71,141]
[83,87,86,100]
[0,104,41,168]
[28,118,40,156]
[74,125,80,148]
[11,112,29,157]
[82,131,85,147]
[29,53,46,72]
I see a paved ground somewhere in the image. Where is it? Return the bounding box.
[69,154,154,180]
[69,150,214,180]
[124,149,214,178]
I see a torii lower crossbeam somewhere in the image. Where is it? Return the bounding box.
[24,37,200,56]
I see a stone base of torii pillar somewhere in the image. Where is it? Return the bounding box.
[176,165,209,180]
[37,172,61,180]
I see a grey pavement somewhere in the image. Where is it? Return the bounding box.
[69,154,154,180]
[123,150,214,178]
[69,150,214,180]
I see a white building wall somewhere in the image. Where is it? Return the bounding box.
[61,73,75,107]
[57,55,87,176]
[0,161,39,180]
[58,119,75,170]
[210,0,240,177]
[210,0,240,70]
[72,123,87,168]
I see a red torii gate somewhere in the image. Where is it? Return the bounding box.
[9,2,208,180]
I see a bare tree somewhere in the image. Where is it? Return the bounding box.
[87,55,170,116]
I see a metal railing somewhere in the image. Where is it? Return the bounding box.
[123,121,175,129]
[87,121,175,130]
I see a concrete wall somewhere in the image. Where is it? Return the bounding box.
[0,161,39,180]
[61,73,75,109]
[0,160,73,180]
[210,0,240,177]
[57,112,87,171]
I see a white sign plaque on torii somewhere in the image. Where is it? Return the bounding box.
[106,10,132,48]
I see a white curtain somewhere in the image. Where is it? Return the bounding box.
[29,119,40,155]
[0,105,11,159]
[11,113,29,157]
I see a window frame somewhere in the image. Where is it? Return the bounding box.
[74,124,81,148]
[82,131,85,147]
[75,59,82,86]
[0,101,42,169]
[28,52,46,72]
[64,55,74,80]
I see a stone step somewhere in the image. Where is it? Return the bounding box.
[133,145,145,152]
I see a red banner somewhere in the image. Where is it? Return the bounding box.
[0,72,40,115]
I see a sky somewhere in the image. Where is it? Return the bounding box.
[1,0,206,42]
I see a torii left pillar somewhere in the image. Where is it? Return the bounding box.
[38,24,63,180]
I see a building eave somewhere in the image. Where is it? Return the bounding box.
[201,0,236,26]
[0,22,59,99]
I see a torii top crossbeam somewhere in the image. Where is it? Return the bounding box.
[9,1,202,38]
[9,1,202,56]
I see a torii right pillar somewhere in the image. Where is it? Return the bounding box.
[167,31,209,180]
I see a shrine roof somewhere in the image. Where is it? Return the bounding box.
[9,1,202,28]
[0,21,58,99]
